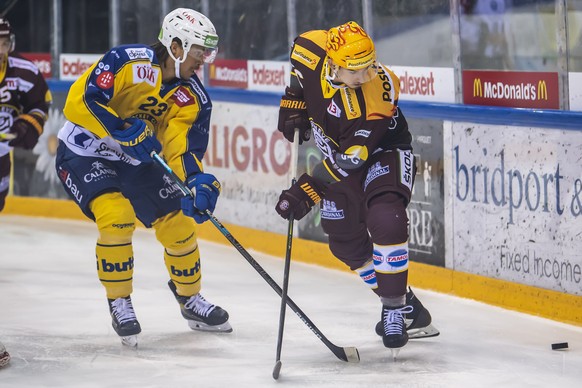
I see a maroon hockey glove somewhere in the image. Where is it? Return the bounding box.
[277,87,311,144]
[8,113,44,150]
[275,173,325,220]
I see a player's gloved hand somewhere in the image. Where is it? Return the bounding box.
[181,173,221,224]
[111,118,161,163]
[277,87,311,144]
[8,113,44,150]
[275,173,325,221]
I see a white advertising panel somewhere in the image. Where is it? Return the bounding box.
[445,122,582,295]
[569,72,582,111]
[204,102,291,234]
[60,53,102,81]
[247,60,290,92]
[389,66,455,103]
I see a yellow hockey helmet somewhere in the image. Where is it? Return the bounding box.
[326,21,375,70]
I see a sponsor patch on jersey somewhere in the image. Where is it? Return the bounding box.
[291,45,320,70]
[189,79,208,104]
[4,78,18,90]
[327,99,341,118]
[340,88,361,119]
[173,86,195,107]
[364,162,390,191]
[132,63,159,87]
[96,71,114,89]
[320,199,345,220]
[399,150,414,191]
[354,129,371,138]
[125,47,153,61]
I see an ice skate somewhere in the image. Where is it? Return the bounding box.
[380,304,413,356]
[0,341,10,368]
[168,280,232,333]
[108,296,141,347]
[375,287,440,339]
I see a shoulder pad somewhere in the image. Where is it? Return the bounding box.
[362,64,400,120]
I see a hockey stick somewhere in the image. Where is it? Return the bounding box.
[272,130,299,380]
[151,151,360,363]
[0,133,16,141]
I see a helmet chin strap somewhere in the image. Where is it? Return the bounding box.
[166,46,187,79]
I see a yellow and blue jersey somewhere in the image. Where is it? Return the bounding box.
[61,43,211,181]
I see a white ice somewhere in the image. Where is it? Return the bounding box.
[1,215,582,388]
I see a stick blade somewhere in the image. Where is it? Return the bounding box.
[272,360,282,380]
[343,346,360,363]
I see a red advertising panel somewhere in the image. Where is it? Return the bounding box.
[463,70,559,109]
[208,59,248,89]
[20,52,52,79]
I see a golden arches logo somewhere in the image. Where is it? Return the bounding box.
[473,78,483,97]
[537,80,548,100]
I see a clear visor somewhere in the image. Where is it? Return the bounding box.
[187,45,218,64]
[335,63,378,86]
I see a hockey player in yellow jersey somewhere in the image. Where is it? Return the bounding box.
[275,21,439,355]
[56,8,230,347]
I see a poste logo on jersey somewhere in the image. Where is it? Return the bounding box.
[132,64,159,87]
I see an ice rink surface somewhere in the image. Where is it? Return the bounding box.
[1,215,582,388]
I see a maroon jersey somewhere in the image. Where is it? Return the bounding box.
[289,30,411,183]
[0,52,51,152]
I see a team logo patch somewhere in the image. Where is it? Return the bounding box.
[96,71,114,89]
[327,100,341,118]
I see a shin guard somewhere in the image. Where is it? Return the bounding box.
[96,243,134,299]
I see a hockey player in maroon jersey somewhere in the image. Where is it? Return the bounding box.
[275,21,439,354]
[0,18,51,212]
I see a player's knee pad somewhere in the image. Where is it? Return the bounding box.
[154,212,198,255]
[164,247,201,296]
[96,242,134,299]
[90,192,136,244]
[367,192,408,245]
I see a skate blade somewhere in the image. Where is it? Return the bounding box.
[390,347,401,361]
[408,324,440,339]
[121,335,138,348]
[0,352,10,368]
[187,320,233,333]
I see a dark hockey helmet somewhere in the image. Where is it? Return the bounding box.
[0,18,15,53]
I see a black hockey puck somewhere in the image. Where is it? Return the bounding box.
[551,342,568,350]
